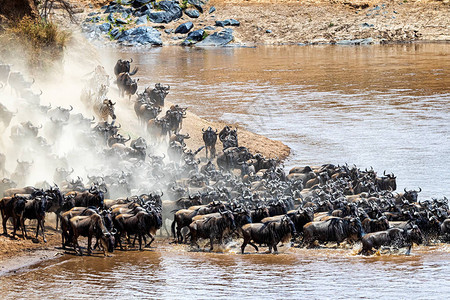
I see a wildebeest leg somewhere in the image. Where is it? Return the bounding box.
[21,217,27,239]
[145,233,154,248]
[2,213,8,235]
[248,241,259,253]
[405,244,412,255]
[138,233,143,250]
[209,235,214,251]
[73,234,82,255]
[87,235,92,255]
[40,219,47,242]
[273,244,278,254]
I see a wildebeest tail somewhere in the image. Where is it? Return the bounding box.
[194,146,205,155]
[129,67,139,76]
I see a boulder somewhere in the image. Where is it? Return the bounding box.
[110,28,121,39]
[118,26,162,46]
[147,1,182,23]
[185,9,200,19]
[187,0,207,13]
[98,23,112,32]
[175,21,194,34]
[229,19,240,26]
[115,18,128,25]
[107,13,115,23]
[203,26,215,30]
[215,20,230,27]
[196,28,233,47]
[132,0,152,8]
[186,29,205,42]
[209,6,216,14]
[136,15,148,25]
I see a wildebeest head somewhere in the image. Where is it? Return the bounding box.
[114,58,136,76]
[220,210,236,231]
[403,187,422,203]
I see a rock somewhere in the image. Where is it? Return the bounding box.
[209,6,216,14]
[185,9,200,19]
[164,28,173,34]
[266,29,272,33]
[196,28,233,47]
[215,20,230,27]
[187,0,207,13]
[362,23,374,28]
[203,26,215,30]
[118,26,162,46]
[105,4,125,14]
[336,38,373,45]
[88,12,98,16]
[175,21,194,34]
[91,16,101,23]
[148,1,182,23]
[110,28,121,39]
[132,0,152,8]
[122,12,129,19]
[116,18,128,25]
[98,23,112,32]
[229,19,240,26]
[186,29,204,42]
[136,15,148,25]
[107,13,115,23]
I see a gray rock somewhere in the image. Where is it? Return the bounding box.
[185,9,200,19]
[164,28,173,34]
[336,38,373,45]
[362,23,374,28]
[107,13,115,23]
[229,19,240,26]
[132,0,152,8]
[215,20,230,27]
[196,28,233,47]
[118,26,162,46]
[122,12,129,19]
[203,26,215,30]
[110,28,121,39]
[136,15,148,25]
[175,21,194,34]
[187,0,206,13]
[209,6,216,14]
[116,18,128,25]
[265,29,272,33]
[98,23,112,32]
[147,1,182,23]
[186,29,204,42]
[88,12,99,16]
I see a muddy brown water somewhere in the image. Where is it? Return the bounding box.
[1,44,449,297]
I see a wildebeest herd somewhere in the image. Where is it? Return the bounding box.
[0,60,449,257]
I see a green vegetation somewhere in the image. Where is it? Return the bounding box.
[0,16,70,71]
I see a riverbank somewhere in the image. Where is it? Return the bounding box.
[71,0,450,46]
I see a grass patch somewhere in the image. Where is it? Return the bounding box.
[0,16,70,71]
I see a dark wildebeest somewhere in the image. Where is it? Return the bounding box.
[145,83,170,107]
[0,195,27,238]
[362,216,390,234]
[171,202,226,243]
[94,99,116,122]
[262,207,314,237]
[20,194,48,242]
[302,217,363,247]
[396,187,422,203]
[70,213,115,256]
[202,127,218,160]
[114,58,138,77]
[189,210,236,251]
[136,103,161,126]
[241,216,296,254]
[60,207,99,248]
[114,210,162,250]
[107,133,131,147]
[170,133,190,147]
[250,207,271,223]
[375,170,397,191]
[0,178,16,197]
[359,226,423,255]
[71,186,106,208]
[117,72,138,101]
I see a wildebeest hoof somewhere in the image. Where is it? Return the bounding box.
[32,238,39,243]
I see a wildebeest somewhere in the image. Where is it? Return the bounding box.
[48,105,73,122]
[362,216,390,233]
[302,217,363,247]
[241,216,296,254]
[0,153,7,177]
[60,207,98,248]
[94,99,116,122]
[114,58,138,77]
[70,213,115,256]
[262,207,314,237]
[202,127,218,160]
[20,194,48,242]
[114,209,162,250]
[0,64,11,85]
[117,72,138,101]
[71,186,106,208]
[145,83,170,107]
[375,170,397,191]
[135,102,161,126]
[359,226,423,255]
[189,210,236,251]
[0,195,27,238]
[0,103,16,130]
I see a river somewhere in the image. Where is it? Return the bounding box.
[1,44,449,298]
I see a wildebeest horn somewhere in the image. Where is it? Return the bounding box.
[17,159,21,163]
[404,188,407,193]
[69,105,73,111]
[91,116,95,121]
[70,167,74,174]
[418,187,422,193]
[384,170,387,176]
[130,58,133,63]
[126,134,131,142]
[0,83,3,89]
[78,176,83,182]
[37,124,43,129]
[111,228,117,235]
[31,78,35,84]
[202,128,205,132]
[112,102,116,105]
